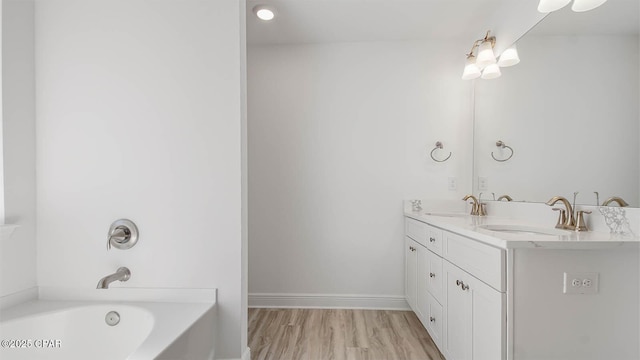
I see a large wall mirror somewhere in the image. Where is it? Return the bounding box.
[473,0,639,207]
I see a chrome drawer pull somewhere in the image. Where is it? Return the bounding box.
[456,279,469,291]
[429,272,436,278]
[430,316,436,322]
[429,237,436,242]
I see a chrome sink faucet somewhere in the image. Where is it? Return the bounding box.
[97,267,131,289]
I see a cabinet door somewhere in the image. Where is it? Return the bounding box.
[443,261,472,360]
[443,260,505,360]
[405,237,418,312]
[470,273,505,360]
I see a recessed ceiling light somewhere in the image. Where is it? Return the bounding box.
[253,5,275,21]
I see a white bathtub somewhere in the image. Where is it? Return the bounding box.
[0,288,217,360]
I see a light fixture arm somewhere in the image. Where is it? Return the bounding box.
[482,30,496,47]
[466,31,496,57]
[466,40,482,57]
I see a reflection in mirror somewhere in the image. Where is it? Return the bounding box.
[473,0,639,207]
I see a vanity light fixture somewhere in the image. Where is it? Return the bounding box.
[476,37,497,69]
[497,44,520,67]
[462,31,517,81]
[538,0,607,13]
[461,54,482,80]
[253,5,275,21]
[481,64,501,80]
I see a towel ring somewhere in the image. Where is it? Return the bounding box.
[491,140,514,162]
[430,141,452,162]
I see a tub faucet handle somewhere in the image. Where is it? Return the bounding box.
[107,219,139,250]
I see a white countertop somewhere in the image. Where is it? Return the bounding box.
[405,210,640,250]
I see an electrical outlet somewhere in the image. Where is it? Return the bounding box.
[563,272,599,294]
[478,177,488,191]
[448,177,457,191]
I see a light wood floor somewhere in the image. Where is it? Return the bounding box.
[248,308,445,360]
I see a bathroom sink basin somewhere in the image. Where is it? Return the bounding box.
[423,212,468,218]
[478,224,570,236]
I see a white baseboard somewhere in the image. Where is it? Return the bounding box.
[0,287,38,310]
[249,293,410,310]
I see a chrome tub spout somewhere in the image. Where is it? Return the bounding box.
[97,267,131,289]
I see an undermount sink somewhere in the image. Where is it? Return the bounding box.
[423,212,469,218]
[478,224,570,236]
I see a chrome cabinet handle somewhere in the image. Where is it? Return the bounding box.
[430,316,436,322]
[429,237,436,242]
[409,246,416,252]
[456,279,469,291]
[429,272,435,278]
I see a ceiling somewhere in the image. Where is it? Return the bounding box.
[246,0,640,45]
[246,0,508,45]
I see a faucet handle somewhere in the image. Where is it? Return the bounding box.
[478,203,487,216]
[552,208,566,229]
[107,219,139,251]
[575,210,592,232]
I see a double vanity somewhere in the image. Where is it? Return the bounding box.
[404,202,639,360]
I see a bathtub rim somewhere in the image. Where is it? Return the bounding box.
[0,287,217,360]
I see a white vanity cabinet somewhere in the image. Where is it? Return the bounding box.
[405,212,640,360]
[405,217,506,360]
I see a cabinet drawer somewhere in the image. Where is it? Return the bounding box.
[426,249,444,303]
[424,292,443,349]
[406,218,429,247]
[426,226,443,256]
[443,231,505,292]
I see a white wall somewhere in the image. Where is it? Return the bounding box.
[513,248,639,360]
[34,0,245,357]
[474,35,639,206]
[0,0,4,223]
[248,41,473,303]
[1,0,37,298]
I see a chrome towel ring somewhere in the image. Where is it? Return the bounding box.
[430,141,452,162]
[491,140,514,162]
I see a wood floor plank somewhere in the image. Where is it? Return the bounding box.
[248,308,444,360]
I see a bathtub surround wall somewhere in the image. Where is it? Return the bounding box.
[248,40,473,307]
[34,0,246,358]
[1,0,37,299]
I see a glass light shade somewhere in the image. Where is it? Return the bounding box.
[253,6,275,20]
[497,45,520,67]
[537,0,571,12]
[476,41,497,69]
[481,64,501,80]
[571,0,607,12]
[461,55,481,80]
